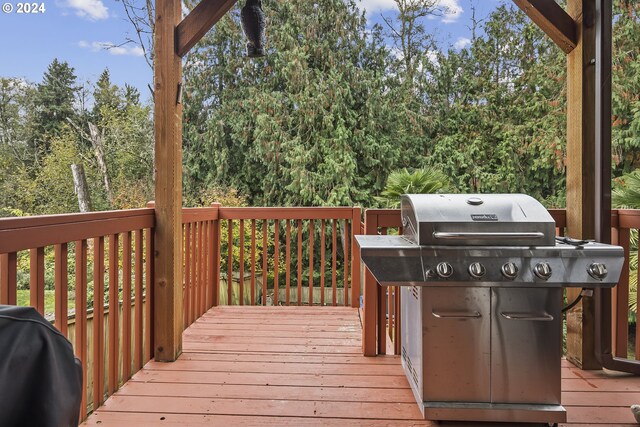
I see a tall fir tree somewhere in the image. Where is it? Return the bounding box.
[29,58,77,162]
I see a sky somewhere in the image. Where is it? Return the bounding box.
[0,0,502,102]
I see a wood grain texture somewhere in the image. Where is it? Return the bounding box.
[0,252,17,305]
[154,0,183,362]
[54,243,68,336]
[79,306,640,427]
[29,247,45,314]
[512,0,577,53]
[565,0,599,370]
[75,239,88,421]
[175,0,238,57]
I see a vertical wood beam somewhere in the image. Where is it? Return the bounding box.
[362,211,378,356]
[566,0,600,370]
[154,0,183,362]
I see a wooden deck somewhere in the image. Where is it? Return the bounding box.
[81,306,640,426]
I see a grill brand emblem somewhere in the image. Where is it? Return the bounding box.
[471,214,498,221]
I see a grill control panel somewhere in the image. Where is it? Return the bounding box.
[418,256,617,287]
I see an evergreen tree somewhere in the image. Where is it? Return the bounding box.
[183,0,400,207]
[29,58,77,161]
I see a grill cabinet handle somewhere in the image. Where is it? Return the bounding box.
[432,231,545,240]
[500,312,554,321]
[432,311,481,319]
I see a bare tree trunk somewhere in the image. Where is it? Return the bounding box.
[88,122,114,207]
[71,164,92,213]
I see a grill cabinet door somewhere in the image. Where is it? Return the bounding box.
[422,287,491,402]
[491,287,562,404]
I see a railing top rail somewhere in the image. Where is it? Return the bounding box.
[0,209,154,254]
[0,208,154,231]
[219,206,356,221]
[182,207,219,224]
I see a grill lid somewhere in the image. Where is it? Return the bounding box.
[401,194,556,246]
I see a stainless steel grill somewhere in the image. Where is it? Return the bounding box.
[356,194,624,425]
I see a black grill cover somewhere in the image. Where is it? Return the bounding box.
[0,305,82,427]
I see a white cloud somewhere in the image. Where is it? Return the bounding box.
[66,0,108,20]
[78,41,145,57]
[439,0,463,23]
[355,0,463,23]
[454,37,471,49]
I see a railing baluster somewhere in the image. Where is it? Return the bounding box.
[351,207,362,308]
[615,228,630,358]
[0,252,17,305]
[227,219,233,305]
[344,220,350,307]
[184,223,191,327]
[29,247,45,315]
[203,221,209,314]
[285,220,291,306]
[134,230,143,371]
[108,234,120,395]
[239,219,245,306]
[192,223,198,320]
[93,236,105,409]
[394,286,401,355]
[332,219,337,306]
[122,231,132,382]
[251,220,256,306]
[145,228,154,363]
[197,222,203,316]
[320,220,326,306]
[74,240,88,421]
[190,222,197,323]
[297,219,303,306]
[262,220,268,306]
[213,217,221,307]
[54,243,68,336]
[309,219,314,306]
[274,219,279,306]
[200,221,206,316]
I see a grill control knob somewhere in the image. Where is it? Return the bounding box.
[588,263,608,280]
[501,262,519,280]
[436,262,454,279]
[468,262,486,279]
[534,262,552,281]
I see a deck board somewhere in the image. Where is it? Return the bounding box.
[81,306,640,426]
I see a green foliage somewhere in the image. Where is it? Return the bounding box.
[614,169,640,208]
[378,167,451,207]
[183,0,401,208]
[29,59,77,158]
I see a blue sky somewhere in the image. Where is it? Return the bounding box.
[0,0,502,102]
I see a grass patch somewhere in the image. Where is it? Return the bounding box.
[16,290,75,319]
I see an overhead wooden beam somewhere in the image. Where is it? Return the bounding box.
[176,0,238,57]
[512,0,578,53]
[154,0,183,362]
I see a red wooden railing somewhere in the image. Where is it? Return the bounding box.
[361,208,640,363]
[181,204,221,329]
[0,209,155,420]
[214,206,361,308]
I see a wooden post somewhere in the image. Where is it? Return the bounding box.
[351,207,362,309]
[153,0,183,362]
[362,211,378,356]
[566,0,600,370]
[211,203,221,307]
